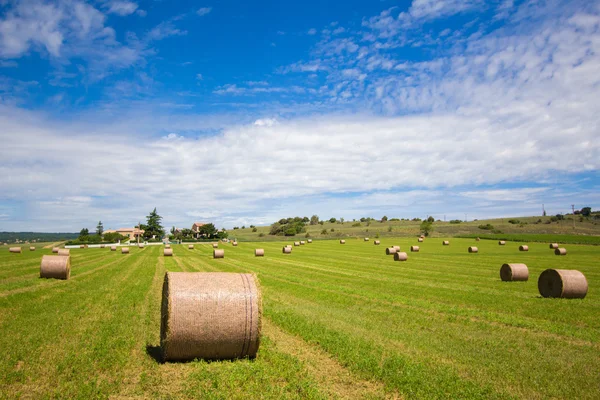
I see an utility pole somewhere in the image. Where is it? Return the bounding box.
[571,204,576,230]
[542,204,545,216]
[465,213,468,222]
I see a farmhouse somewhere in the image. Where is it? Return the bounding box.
[191,222,206,238]
[103,227,144,240]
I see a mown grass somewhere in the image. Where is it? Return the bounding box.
[0,239,598,399]
[458,233,600,245]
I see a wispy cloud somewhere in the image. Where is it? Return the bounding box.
[105,1,139,16]
[196,7,212,17]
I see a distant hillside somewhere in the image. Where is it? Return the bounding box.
[0,232,79,243]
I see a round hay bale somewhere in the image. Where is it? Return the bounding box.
[476,237,480,241]
[374,240,380,245]
[9,247,22,253]
[79,245,85,249]
[385,247,397,255]
[442,241,449,246]
[122,247,130,254]
[188,245,194,250]
[165,244,171,249]
[300,241,305,245]
[213,243,218,248]
[110,246,117,251]
[418,238,424,242]
[419,235,425,239]
[52,247,59,253]
[538,269,587,298]
[364,237,369,241]
[160,272,261,361]
[58,249,70,256]
[232,242,238,247]
[555,248,567,256]
[519,245,529,252]
[282,246,292,254]
[549,243,559,249]
[307,239,312,243]
[213,249,225,259]
[139,244,145,249]
[393,245,400,251]
[29,246,35,251]
[500,263,529,282]
[468,246,478,253]
[164,249,174,257]
[40,255,71,280]
[340,240,346,244]
[410,246,419,252]
[100,244,106,248]
[294,242,300,246]
[498,241,506,245]
[255,249,264,257]
[394,252,408,261]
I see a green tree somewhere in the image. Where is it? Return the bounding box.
[340,217,344,224]
[427,216,434,223]
[381,216,388,222]
[310,215,319,225]
[321,229,328,235]
[581,207,592,217]
[198,223,218,238]
[96,221,103,236]
[329,217,337,223]
[143,208,165,240]
[79,228,89,240]
[420,220,433,236]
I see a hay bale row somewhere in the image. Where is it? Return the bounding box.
[282,246,292,254]
[160,272,261,361]
[519,245,528,252]
[385,247,396,255]
[300,241,305,245]
[164,249,173,257]
[294,242,300,247]
[122,248,130,254]
[255,249,264,257]
[410,246,419,252]
[40,255,71,280]
[468,246,478,253]
[9,247,21,253]
[213,249,225,259]
[374,240,380,245]
[394,252,408,261]
[538,269,587,298]
[500,263,528,281]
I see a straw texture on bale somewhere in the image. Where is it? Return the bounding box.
[340,240,346,244]
[500,263,529,282]
[282,246,292,254]
[538,269,587,298]
[164,249,173,257]
[300,241,305,245]
[307,239,312,243]
[294,242,300,246]
[40,255,71,280]
[29,246,35,251]
[160,272,262,361]
[58,249,70,256]
[498,241,506,245]
[213,243,218,248]
[188,245,194,249]
[110,246,117,251]
[468,246,478,253]
[255,249,264,257]
[52,247,59,253]
[555,248,567,255]
[374,240,380,245]
[364,237,369,241]
[232,242,238,246]
[442,241,449,245]
[393,245,400,251]
[418,238,424,242]
[213,249,225,258]
[519,245,529,252]
[394,252,408,261]
[385,247,397,255]
[122,247,130,254]
[410,246,419,252]
[549,243,559,249]
[9,247,21,253]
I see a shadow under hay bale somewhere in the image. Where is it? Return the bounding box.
[9,247,21,253]
[385,247,397,255]
[164,249,173,257]
[500,263,528,281]
[411,245,419,252]
[519,245,529,252]
[40,255,71,280]
[213,249,225,258]
[555,248,567,256]
[58,249,70,256]
[538,269,587,299]
[282,246,292,254]
[122,248,130,254]
[468,246,478,253]
[394,252,408,261]
[160,272,261,361]
[255,249,264,257]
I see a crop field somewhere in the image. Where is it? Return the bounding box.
[0,239,598,399]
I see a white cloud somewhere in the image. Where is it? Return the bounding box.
[105,1,138,16]
[147,20,187,41]
[196,7,212,17]
[307,28,317,35]
[196,73,203,80]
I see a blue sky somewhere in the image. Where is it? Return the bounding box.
[0,0,599,231]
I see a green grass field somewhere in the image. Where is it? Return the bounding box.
[0,239,598,399]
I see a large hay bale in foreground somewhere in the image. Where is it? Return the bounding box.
[255,249,264,257]
[58,249,70,256]
[110,246,117,251]
[40,255,71,280]
[282,246,292,254]
[122,247,130,254]
[29,246,35,251]
[164,249,173,257]
[555,248,567,256]
[498,241,506,245]
[340,240,346,244]
[364,237,369,241]
[307,239,312,243]
[294,242,300,246]
[549,243,559,249]
[442,241,449,246]
[468,246,478,253]
[394,252,408,261]
[160,272,261,361]
[374,240,380,245]
[385,247,397,255]
[418,238,424,242]
[188,245,194,250]
[500,263,529,282]
[52,247,59,253]
[519,245,529,252]
[9,247,21,253]
[538,269,587,298]
[410,246,419,252]
[213,249,225,259]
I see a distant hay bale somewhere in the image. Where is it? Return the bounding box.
[420,235,425,239]
[385,247,397,255]
[549,243,559,249]
[160,272,261,361]
[188,245,194,250]
[110,246,117,251]
[164,249,173,257]
[282,246,292,254]
[9,247,21,253]
[340,240,346,244]
[468,246,478,253]
[538,269,587,298]
[307,239,312,243]
[500,263,529,282]
[165,244,171,249]
[294,242,300,246]
[555,248,567,256]
[498,241,506,245]
[519,245,529,252]
[139,244,145,249]
[300,241,305,245]
[394,252,408,261]
[364,237,369,241]
[393,245,400,251]
[476,237,480,241]
[374,240,380,245]
[58,249,70,256]
[213,243,218,248]
[418,238,424,242]
[29,246,35,251]
[213,249,225,259]
[410,246,419,252]
[40,255,71,280]
[100,244,105,248]
[255,249,264,257]
[52,247,59,253]
[232,242,238,246]
[121,247,130,254]
[442,241,449,246]
[80,245,85,249]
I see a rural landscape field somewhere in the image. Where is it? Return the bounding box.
[1,237,598,399]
